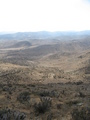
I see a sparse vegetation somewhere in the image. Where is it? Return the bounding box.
[0,33,90,119]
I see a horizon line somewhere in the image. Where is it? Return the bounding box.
[0,29,90,33]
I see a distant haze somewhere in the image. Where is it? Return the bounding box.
[0,0,90,32]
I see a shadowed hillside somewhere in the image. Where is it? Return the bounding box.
[9,41,31,48]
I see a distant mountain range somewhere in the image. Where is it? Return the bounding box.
[0,32,16,35]
[0,30,90,40]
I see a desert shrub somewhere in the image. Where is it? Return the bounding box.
[79,92,85,97]
[66,100,80,106]
[50,90,59,97]
[2,86,9,91]
[17,91,30,103]
[47,113,53,120]
[8,90,12,94]
[57,103,63,109]
[39,91,50,97]
[76,81,83,85]
[7,83,12,87]
[0,109,26,120]
[38,90,59,98]
[72,107,90,120]
[0,109,8,119]
[34,97,52,114]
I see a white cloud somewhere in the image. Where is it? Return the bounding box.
[0,0,90,32]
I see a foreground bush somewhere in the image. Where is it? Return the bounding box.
[34,97,51,114]
[0,109,26,120]
[72,107,90,120]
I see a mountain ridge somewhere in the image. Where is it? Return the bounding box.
[0,30,90,40]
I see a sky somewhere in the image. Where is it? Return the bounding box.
[0,0,90,32]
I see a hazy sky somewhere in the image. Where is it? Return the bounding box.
[0,0,90,32]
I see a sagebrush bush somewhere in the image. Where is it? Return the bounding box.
[17,91,30,103]
[39,91,50,97]
[34,97,51,114]
[0,109,26,120]
[72,107,90,120]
